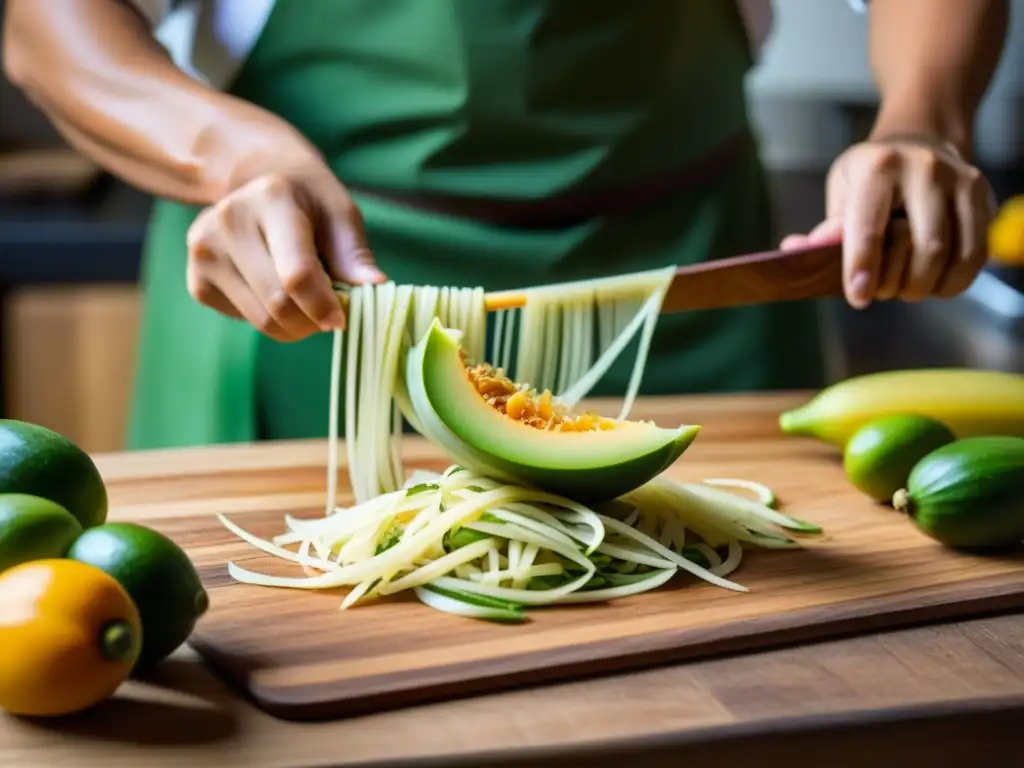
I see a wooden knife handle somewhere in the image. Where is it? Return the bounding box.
[439,239,846,314]
[660,239,845,314]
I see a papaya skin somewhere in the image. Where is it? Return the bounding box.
[893,436,1024,550]
[405,320,701,503]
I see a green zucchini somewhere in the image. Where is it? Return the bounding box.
[893,436,1024,549]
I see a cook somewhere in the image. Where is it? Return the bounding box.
[2,0,1007,449]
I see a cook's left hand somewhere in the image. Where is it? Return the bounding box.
[780,134,996,309]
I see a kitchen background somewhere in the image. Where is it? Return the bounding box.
[0,0,1022,455]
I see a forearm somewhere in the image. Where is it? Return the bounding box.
[867,0,1009,159]
[2,0,321,205]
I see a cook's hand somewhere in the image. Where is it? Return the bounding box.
[185,155,385,341]
[780,134,996,309]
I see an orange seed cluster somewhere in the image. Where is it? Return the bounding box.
[464,362,614,432]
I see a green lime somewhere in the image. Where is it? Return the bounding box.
[844,414,957,503]
[0,420,108,530]
[0,493,84,573]
[67,522,209,672]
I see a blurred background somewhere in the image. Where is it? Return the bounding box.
[0,0,1022,455]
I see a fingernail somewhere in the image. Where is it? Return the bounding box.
[350,255,386,283]
[361,267,387,284]
[849,270,871,309]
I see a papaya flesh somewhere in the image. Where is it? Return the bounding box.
[893,436,1024,550]
[402,320,700,502]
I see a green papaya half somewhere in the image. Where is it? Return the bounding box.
[401,320,700,502]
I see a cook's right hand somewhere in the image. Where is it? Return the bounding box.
[185,160,386,341]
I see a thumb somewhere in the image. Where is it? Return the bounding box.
[322,198,387,286]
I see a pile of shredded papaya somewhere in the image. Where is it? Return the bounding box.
[464,361,615,432]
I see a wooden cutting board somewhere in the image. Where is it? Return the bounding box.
[104,394,1024,723]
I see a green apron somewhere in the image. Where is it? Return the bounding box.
[128,0,825,450]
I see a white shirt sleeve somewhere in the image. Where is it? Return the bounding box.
[121,0,175,28]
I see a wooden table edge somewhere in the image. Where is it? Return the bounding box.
[358,694,1024,768]
[198,583,1024,722]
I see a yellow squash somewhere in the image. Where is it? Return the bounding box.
[0,559,141,717]
[779,368,1024,449]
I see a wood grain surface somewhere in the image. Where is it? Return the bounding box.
[92,391,1024,721]
[4,393,1024,767]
